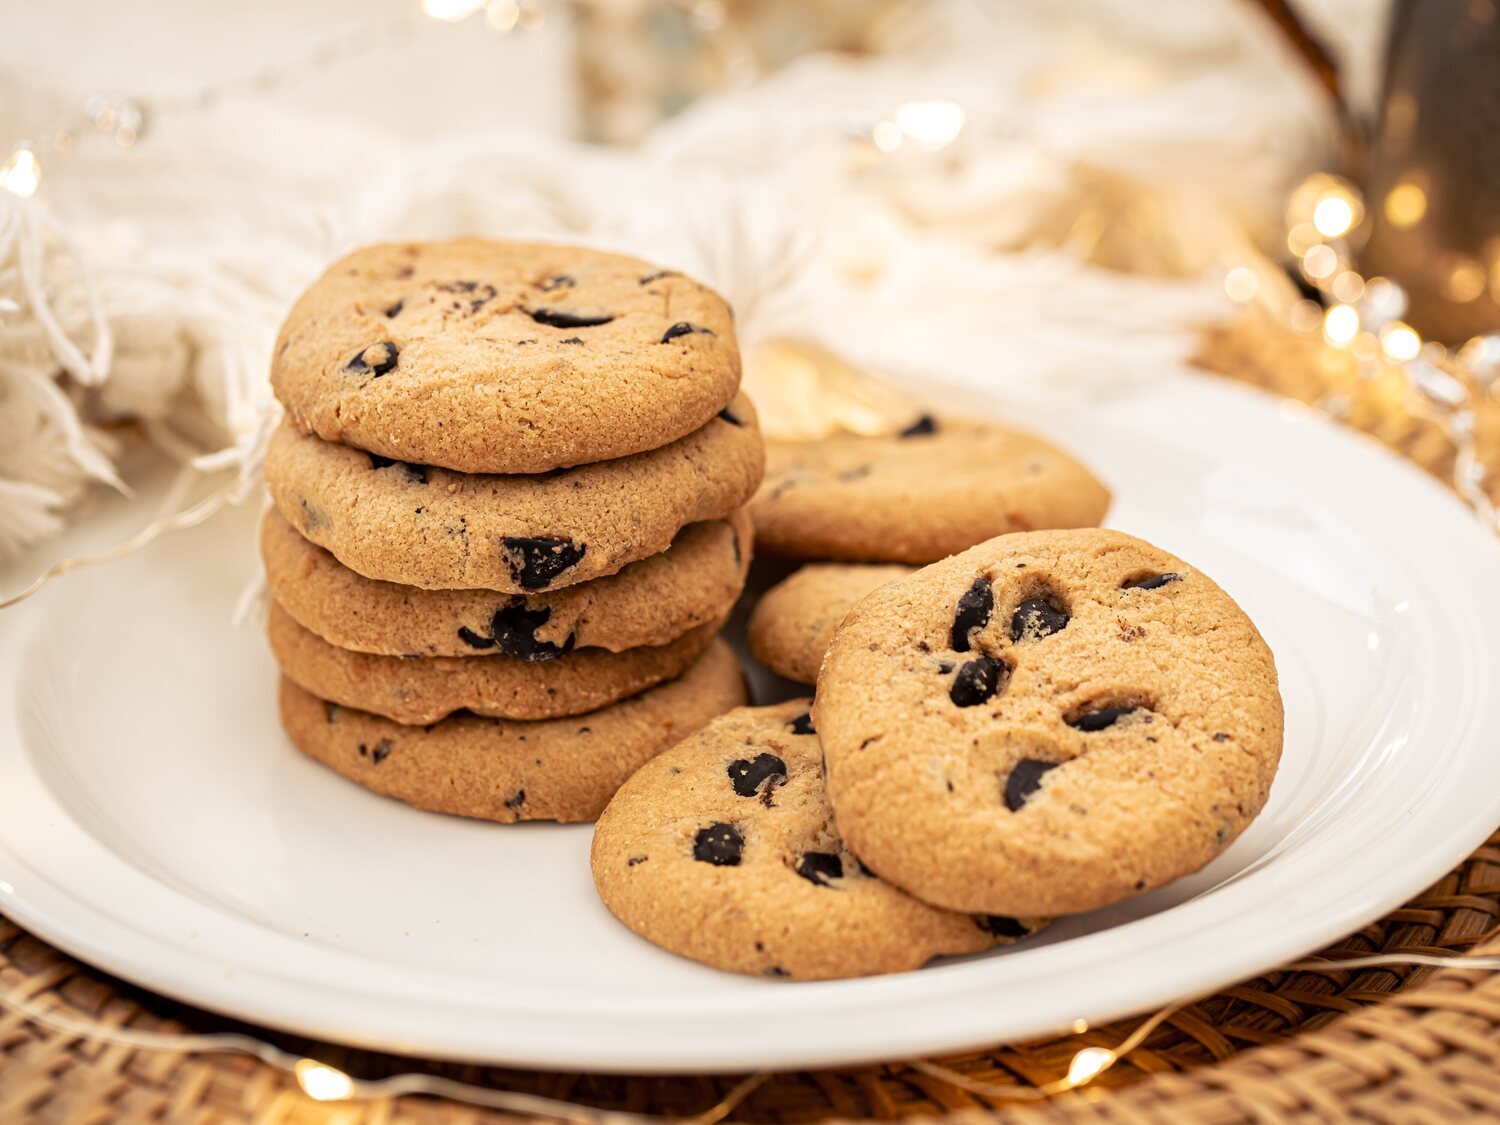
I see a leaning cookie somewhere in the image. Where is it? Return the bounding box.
[261,508,751,658]
[279,639,746,824]
[748,563,913,684]
[591,700,1048,980]
[271,239,742,475]
[750,415,1109,563]
[265,394,763,592]
[268,600,723,724]
[815,529,1283,918]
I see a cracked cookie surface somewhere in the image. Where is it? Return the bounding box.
[271,239,741,474]
[261,508,751,657]
[279,639,746,824]
[264,395,762,592]
[749,416,1110,563]
[814,529,1283,917]
[591,700,1048,979]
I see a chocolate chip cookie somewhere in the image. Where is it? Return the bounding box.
[265,395,763,591]
[814,529,1283,917]
[279,638,746,823]
[748,563,914,684]
[749,416,1110,563]
[591,700,1048,979]
[268,600,723,724]
[261,508,751,658]
[271,239,741,474]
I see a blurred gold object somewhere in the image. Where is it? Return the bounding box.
[742,337,917,441]
[1362,0,1500,343]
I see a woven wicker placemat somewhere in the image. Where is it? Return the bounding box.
[3,312,1499,1123]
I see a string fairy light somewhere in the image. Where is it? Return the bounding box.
[1,941,1498,1113]
[1227,171,1500,535]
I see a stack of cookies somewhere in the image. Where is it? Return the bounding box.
[261,239,762,823]
[746,414,1112,683]
[593,529,1284,980]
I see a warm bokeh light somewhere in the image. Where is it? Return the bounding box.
[1312,192,1358,238]
[484,0,519,32]
[422,0,484,21]
[1443,259,1487,303]
[1066,1047,1115,1087]
[1323,304,1360,347]
[1302,244,1338,280]
[295,1060,354,1102]
[1380,322,1422,362]
[1330,270,1365,304]
[1223,267,1259,302]
[894,99,965,149]
[0,146,41,198]
[1286,222,1319,257]
[1384,181,1427,229]
[871,120,903,152]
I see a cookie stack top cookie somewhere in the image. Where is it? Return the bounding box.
[271,239,742,474]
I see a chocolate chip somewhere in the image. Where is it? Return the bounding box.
[788,712,815,736]
[950,656,1008,707]
[323,702,342,724]
[366,453,428,483]
[976,914,1029,938]
[384,299,404,318]
[638,270,679,284]
[693,823,743,866]
[370,740,393,766]
[627,856,647,866]
[298,498,328,531]
[1122,572,1182,590]
[345,342,399,376]
[440,280,482,293]
[457,626,496,650]
[505,790,526,809]
[717,406,743,426]
[537,274,576,291]
[951,578,994,652]
[1068,706,1138,732]
[560,336,584,345]
[764,966,791,978]
[492,600,575,663]
[660,322,714,344]
[1011,596,1069,642]
[796,852,843,887]
[500,536,586,590]
[728,753,787,799]
[1213,732,1231,742]
[900,414,938,437]
[1003,759,1058,810]
[528,308,614,329]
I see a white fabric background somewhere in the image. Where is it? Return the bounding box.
[0,0,1380,557]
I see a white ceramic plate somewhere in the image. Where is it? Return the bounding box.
[3,371,1499,1074]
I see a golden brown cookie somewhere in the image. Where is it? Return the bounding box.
[747,563,914,684]
[279,639,747,823]
[264,395,763,592]
[270,239,741,474]
[815,529,1283,917]
[749,415,1110,563]
[261,508,751,658]
[268,600,723,724]
[591,700,1048,980]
